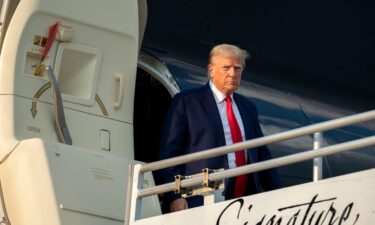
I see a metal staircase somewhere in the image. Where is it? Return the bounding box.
[125,110,375,225]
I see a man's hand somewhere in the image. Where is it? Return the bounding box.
[170,198,188,212]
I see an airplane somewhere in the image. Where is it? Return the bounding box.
[0,0,374,225]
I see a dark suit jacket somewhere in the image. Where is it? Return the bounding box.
[158,83,282,212]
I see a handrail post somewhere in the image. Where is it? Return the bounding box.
[125,164,143,225]
[313,132,323,182]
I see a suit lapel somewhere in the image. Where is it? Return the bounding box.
[233,94,252,139]
[233,94,258,163]
[200,84,226,147]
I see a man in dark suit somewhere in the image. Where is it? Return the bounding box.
[158,44,282,213]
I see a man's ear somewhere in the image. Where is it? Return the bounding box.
[208,64,214,78]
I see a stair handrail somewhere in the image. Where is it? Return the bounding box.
[140,110,375,173]
[138,135,375,198]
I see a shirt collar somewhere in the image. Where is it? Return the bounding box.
[209,81,233,103]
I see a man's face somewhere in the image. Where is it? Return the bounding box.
[208,55,243,96]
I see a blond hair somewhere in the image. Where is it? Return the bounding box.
[208,44,250,67]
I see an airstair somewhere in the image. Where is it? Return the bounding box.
[125,111,375,225]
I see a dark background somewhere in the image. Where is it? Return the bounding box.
[143,0,375,99]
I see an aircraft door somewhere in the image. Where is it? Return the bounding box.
[0,0,140,158]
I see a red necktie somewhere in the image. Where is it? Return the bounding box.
[225,96,247,198]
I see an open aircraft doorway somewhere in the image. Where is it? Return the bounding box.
[133,67,172,163]
[134,50,180,164]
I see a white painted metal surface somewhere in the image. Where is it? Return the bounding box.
[0,139,161,225]
[313,132,323,181]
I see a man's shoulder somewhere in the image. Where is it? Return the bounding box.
[175,84,209,99]
[234,92,258,112]
[234,92,255,104]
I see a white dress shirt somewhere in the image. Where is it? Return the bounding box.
[209,81,247,169]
